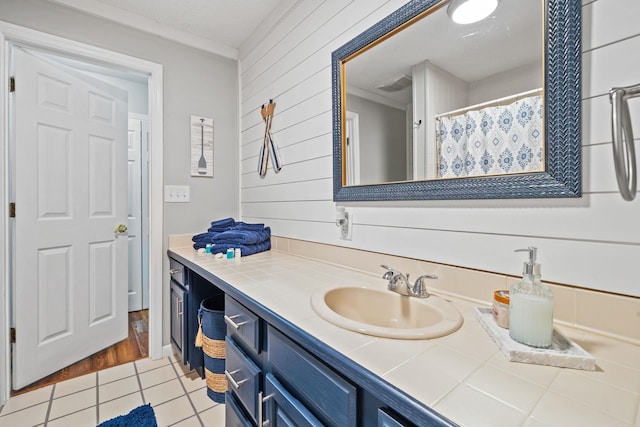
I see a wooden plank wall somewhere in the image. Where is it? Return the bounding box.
[238,0,640,297]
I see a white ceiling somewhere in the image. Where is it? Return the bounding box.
[48,0,289,58]
[346,0,542,105]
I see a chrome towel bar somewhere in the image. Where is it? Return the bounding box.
[609,84,640,201]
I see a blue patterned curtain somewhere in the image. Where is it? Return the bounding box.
[437,95,543,178]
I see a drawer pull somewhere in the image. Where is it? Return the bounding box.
[259,391,273,427]
[224,314,248,330]
[225,369,248,389]
[169,268,179,274]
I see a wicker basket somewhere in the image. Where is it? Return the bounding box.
[198,296,226,403]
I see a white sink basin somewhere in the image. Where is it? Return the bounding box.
[310,286,463,339]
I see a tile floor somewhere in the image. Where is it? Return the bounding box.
[0,355,225,426]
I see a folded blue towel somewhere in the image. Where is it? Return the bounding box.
[192,231,220,242]
[211,217,235,228]
[207,217,236,232]
[193,218,271,256]
[212,227,270,245]
[234,222,265,231]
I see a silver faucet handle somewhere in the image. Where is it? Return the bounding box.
[380,264,395,280]
[413,274,438,298]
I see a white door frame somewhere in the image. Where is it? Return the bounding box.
[0,21,164,405]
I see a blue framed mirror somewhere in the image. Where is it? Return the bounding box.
[332,0,581,201]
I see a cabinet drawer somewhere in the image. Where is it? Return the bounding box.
[169,258,186,286]
[378,408,414,427]
[265,373,323,427]
[268,326,357,427]
[225,391,254,427]
[169,281,186,362]
[226,337,262,423]
[225,295,261,354]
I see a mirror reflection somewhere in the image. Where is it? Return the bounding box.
[343,0,543,186]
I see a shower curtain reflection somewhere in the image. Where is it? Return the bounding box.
[436,90,544,179]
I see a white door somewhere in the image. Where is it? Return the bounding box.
[11,47,129,389]
[345,111,360,186]
[127,117,142,312]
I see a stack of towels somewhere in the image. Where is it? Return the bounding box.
[192,217,271,257]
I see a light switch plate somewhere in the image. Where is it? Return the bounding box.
[165,185,190,203]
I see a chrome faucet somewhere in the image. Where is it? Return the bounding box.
[380,265,437,298]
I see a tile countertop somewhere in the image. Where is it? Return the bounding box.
[168,247,640,427]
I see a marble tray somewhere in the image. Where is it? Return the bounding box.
[475,307,596,371]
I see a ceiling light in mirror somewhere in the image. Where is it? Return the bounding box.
[447,0,500,24]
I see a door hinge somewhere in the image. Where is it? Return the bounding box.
[10,328,16,343]
[9,76,15,93]
[9,202,15,218]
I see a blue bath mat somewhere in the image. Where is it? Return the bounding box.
[97,404,157,427]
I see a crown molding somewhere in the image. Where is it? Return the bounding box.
[48,0,238,60]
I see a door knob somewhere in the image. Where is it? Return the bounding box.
[115,224,128,234]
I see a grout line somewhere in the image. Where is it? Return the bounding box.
[167,415,202,427]
[43,383,55,427]
[168,359,205,426]
[95,372,100,425]
[47,405,98,424]
[133,361,146,405]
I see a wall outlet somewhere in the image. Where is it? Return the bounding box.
[340,212,353,241]
[165,185,190,203]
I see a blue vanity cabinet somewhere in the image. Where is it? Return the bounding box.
[264,373,323,427]
[224,295,265,425]
[378,409,413,427]
[225,391,254,427]
[225,295,261,354]
[225,336,262,424]
[267,326,357,427]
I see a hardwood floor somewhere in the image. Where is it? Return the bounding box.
[12,309,149,396]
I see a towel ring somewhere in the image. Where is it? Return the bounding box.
[609,84,640,201]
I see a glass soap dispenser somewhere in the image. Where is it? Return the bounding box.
[509,247,554,348]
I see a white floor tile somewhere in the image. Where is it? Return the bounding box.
[199,403,225,425]
[152,396,196,426]
[99,375,141,403]
[172,358,192,375]
[98,392,144,423]
[49,387,96,420]
[48,406,97,427]
[139,364,178,389]
[0,385,52,415]
[54,372,97,398]
[179,370,207,394]
[172,415,203,426]
[189,388,219,413]
[0,402,49,427]
[143,379,185,406]
[98,362,137,385]
[135,357,171,373]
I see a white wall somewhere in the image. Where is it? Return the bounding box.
[0,0,240,344]
[468,61,542,106]
[239,0,640,298]
[346,94,407,184]
[413,60,469,179]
